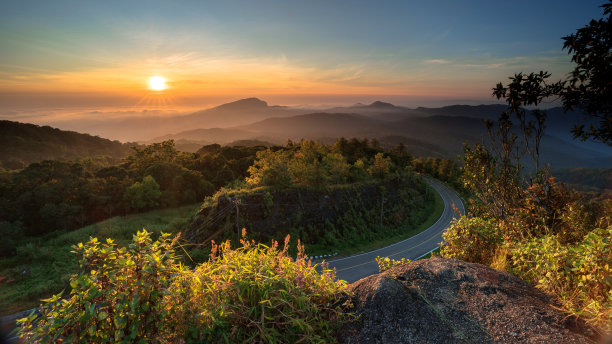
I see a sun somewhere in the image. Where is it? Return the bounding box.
[148,76,167,91]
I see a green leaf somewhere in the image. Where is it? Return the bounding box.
[98,311,108,320]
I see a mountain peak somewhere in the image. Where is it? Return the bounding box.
[215,98,269,111]
[368,101,396,108]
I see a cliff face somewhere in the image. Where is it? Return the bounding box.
[188,176,434,250]
[340,257,596,344]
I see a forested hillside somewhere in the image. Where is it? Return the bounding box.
[0,120,134,169]
[187,139,448,256]
[0,137,458,320]
[0,141,269,254]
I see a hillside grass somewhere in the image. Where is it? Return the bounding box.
[0,204,200,316]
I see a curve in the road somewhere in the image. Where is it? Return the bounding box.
[326,176,464,283]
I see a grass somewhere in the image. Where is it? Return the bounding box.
[327,183,445,258]
[0,203,200,316]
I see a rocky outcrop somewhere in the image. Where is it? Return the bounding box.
[340,257,596,344]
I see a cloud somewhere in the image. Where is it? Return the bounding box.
[423,59,451,64]
[456,63,503,69]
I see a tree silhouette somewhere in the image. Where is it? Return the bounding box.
[560,1,612,144]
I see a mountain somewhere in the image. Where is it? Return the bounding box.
[177,97,304,129]
[23,98,609,169]
[148,127,255,144]
[37,98,310,142]
[323,101,412,121]
[242,112,389,138]
[155,102,611,168]
[0,120,134,169]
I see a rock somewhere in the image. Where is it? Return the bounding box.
[340,257,596,344]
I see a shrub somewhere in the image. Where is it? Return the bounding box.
[18,230,181,343]
[166,232,352,343]
[375,256,410,272]
[510,227,612,329]
[18,230,352,343]
[440,216,503,265]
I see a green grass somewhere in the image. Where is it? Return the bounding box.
[0,204,200,316]
[325,183,445,258]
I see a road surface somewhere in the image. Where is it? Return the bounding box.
[326,177,464,283]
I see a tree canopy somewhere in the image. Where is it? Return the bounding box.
[560,1,612,144]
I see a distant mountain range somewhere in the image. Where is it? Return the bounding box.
[4,98,611,169]
[144,98,610,168]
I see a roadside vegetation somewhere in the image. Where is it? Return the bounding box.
[18,230,352,343]
[1,138,457,317]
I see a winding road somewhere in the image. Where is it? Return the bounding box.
[327,176,464,283]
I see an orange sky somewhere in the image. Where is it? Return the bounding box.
[1,1,602,110]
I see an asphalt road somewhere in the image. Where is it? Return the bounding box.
[326,177,465,283]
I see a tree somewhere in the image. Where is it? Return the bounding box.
[123,175,162,211]
[323,152,350,184]
[492,71,557,172]
[462,143,521,219]
[367,153,392,179]
[245,149,291,187]
[288,140,329,188]
[560,1,612,144]
[125,140,179,173]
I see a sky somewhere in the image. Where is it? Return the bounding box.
[0,0,607,110]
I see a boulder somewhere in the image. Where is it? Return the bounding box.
[340,257,596,343]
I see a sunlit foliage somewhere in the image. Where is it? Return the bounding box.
[440,217,503,266]
[18,230,352,343]
[245,139,396,189]
[510,227,611,330]
[375,256,411,273]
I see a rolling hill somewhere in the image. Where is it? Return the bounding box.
[0,120,135,169]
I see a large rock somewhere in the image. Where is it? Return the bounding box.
[340,257,596,343]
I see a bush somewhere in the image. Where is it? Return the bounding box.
[510,227,612,329]
[18,230,352,343]
[18,230,181,343]
[440,216,503,265]
[166,232,352,343]
[375,256,410,272]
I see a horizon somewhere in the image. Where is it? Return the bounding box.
[0,96,547,142]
